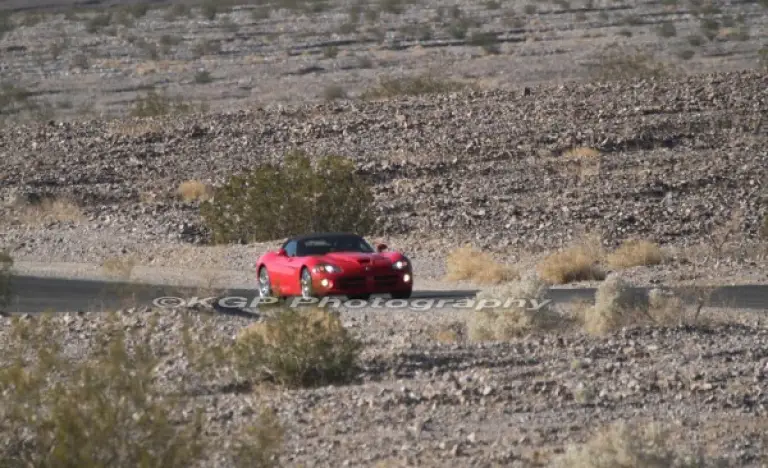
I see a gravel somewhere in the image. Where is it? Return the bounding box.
[2,303,767,466]
[1,69,766,287]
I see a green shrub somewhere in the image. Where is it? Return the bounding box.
[760,215,768,238]
[588,46,675,82]
[0,311,283,467]
[129,90,207,117]
[0,11,14,40]
[85,12,112,33]
[201,0,218,20]
[234,307,363,388]
[760,45,768,69]
[0,250,12,311]
[361,73,474,99]
[200,150,376,244]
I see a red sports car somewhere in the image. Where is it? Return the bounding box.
[256,232,413,301]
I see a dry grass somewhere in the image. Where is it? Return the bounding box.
[107,118,165,137]
[101,255,137,280]
[563,146,600,158]
[468,276,568,340]
[606,239,666,269]
[432,321,465,343]
[552,420,715,467]
[536,238,605,284]
[19,197,84,224]
[177,179,214,202]
[575,275,697,336]
[445,245,519,284]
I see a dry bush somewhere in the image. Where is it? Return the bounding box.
[177,180,214,202]
[468,276,566,341]
[577,275,694,336]
[18,197,84,225]
[760,45,768,69]
[587,46,676,82]
[700,208,746,267]
[553,420,716,468]
[129,90,207,117]
[432,321,465,343]
[761,215,768,239]
[361,73,474,99]
[563,146,600,158]
[606,239,666,269]
[0,11,14,40]
[107,118,164,137]
[0,311,283,467]
[323,84,347,101]
[0,82,32,113]
[445,246,519,284]
[233,307,363,388]
[0,250,12,312]
[536,239,605,285]
[101,255,137,280]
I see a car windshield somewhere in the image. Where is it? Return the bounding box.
[294,235,375,256]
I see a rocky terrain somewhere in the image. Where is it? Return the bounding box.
[2,301,768,467]
[0,0,767,466]
[0,0,765,119]
[1,69,766,287]
[1,1,766,290]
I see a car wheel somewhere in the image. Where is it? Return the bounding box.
[257,266,273,298]
[391,290,412,299]
[347,294,371,301]
[300,267,314,300]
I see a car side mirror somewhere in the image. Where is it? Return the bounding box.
[277,248,287,256]
[376,243,387,252]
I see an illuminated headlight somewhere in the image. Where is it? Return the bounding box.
[403,273,411,283]
[392,260,409,270]
[312,264,342,274]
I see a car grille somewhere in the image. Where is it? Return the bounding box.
[336,274,401,290]
[374,275,399,287]
[338,276,366,289]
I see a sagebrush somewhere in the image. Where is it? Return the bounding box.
[553,420,718,468]
[0,310,283,467]
[0,250,12,311]
[361,73,473,99]
[468,276,565,340]
[200,150,377,243]
[577,275,695,336]
[234,307,363,388]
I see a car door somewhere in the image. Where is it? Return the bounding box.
[271,240,299,295]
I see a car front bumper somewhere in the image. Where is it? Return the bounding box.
[311,270,412,295]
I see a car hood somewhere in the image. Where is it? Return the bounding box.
[320,252,394,267]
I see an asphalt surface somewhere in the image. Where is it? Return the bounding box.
[3,275,767,316]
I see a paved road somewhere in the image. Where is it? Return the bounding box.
[4,275,767,316]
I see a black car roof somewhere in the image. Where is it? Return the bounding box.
[283,232,364,244]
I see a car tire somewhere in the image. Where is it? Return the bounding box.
[257,266,273,298]
[300,267,315,300]
[391,290,412,299]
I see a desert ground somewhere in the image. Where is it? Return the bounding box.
[0,0,767,466]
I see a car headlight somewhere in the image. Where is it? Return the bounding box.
[312,264,342,274]
[392,259,409,270]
